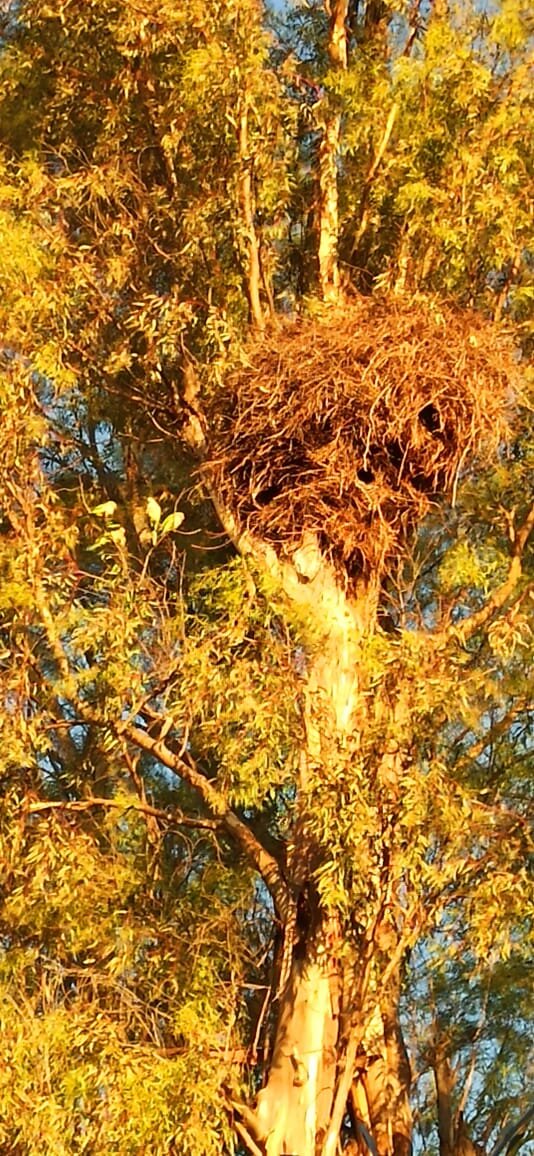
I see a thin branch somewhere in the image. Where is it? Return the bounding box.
[493,246,522,324]
[458,698,530,767]
[155,1043,266,1061]
[250,982,272,1066]
[490,1105,534,1156]
[124,722,292,920]
[234,1119,264,1156]
[348,15,419,260]
[23,796,220,830]
[456,982,490,1119]
[227,1095,265,1148]
[121,742,161,844]
[366,102,399,188]
[450,503,534,645]
[5,479,72,683]
[318,1,349,301]
[323,910,424,1156]
[238,99,264,331]
[348,104,399,259]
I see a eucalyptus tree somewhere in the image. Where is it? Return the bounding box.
[0,1,532,1155]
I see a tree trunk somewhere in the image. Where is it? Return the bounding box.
[256,918,340,1155]
[238,98,265,331]
[237,537,412,1155]
[250,538,371,1153]
[350,972,412,1156]
[318,114,342,302]
[432,1045,486,1156]
[434,1045,456,1156]
[318,1,349,301]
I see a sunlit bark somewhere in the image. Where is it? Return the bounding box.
[238,98,265,331]
[231,536,413,1155]
[318,1,349,301]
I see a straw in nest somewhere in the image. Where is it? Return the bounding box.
[207,297,515,579]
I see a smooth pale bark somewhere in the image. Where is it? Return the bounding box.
[251,537,371,1154]
[318,1,349,301]
[237,536,413,1155]
[255,931,340,1155]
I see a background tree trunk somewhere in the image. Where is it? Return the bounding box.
[318,1,349,301]
[238,97,265,331]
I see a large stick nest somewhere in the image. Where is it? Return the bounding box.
[207,297,515,578]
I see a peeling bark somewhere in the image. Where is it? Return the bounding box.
[256,924,340,1156]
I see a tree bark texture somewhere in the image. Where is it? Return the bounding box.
[432,1044,487,1156]
[256,931,340,1155]
[318,114,342,302]
[239,535,413,1155]
[351,973,412,1156]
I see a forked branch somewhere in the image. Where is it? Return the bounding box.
[124,722,292,920]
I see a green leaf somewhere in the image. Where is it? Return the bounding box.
[145,497,162,527]
[160,511,185,535]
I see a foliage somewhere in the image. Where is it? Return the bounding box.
[0,0,532,1153]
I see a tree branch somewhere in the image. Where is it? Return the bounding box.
[326,0,349,69]
[450,503,534,645]
[22,796,220,830]
[457,698,530,767]
[318,0,349,301]
[124,723,292,920]
[347,6,420,264]
[490,1105,534,1156]
[233,1119,264,1156]
[323,913,423,1156]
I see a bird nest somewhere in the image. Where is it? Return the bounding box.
[207,297,515,578]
